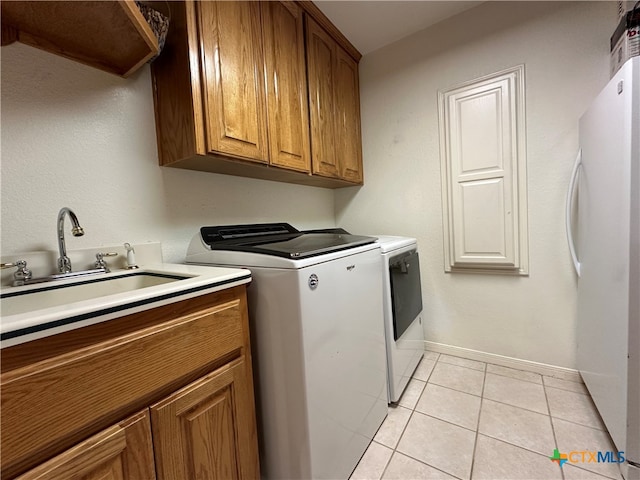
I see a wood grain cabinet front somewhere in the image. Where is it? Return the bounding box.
[0,1,159,77]
[151,0,362,188]
[0,286,259,480]
[198,1,269,164]
[15,411,156,480]
[306,16,364,184]
[152,1,310,176]
[151,358,259,480]
[261,1,312,173]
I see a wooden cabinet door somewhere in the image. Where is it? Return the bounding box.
[151,358,259,480]
[197,1,268,163]
[261,1,311,172]
[16,410,155,480]
[335,47,364,183]
[306,16,339,178]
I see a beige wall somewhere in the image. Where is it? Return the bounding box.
[336,1,617,368]
[0,44,335,263]
[0,2,618,369]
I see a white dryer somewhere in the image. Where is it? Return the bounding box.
[376,236,425,403]
[186,224,388,480]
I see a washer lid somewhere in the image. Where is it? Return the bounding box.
[199,223,377,259]
[374,236,418,253]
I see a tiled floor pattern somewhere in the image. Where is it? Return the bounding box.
[350,351,624,480]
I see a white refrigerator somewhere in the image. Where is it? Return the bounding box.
[567,56,640,479]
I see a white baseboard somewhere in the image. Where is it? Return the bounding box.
[424,341,583,383]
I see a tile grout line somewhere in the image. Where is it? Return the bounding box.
[374,440,393,480]
[437,363,485,373]
[544,384,610,436]
[429,352,614,480]
[425,380,483,398]
[389,354,468,480]
[477,431,572,460]
[429,379,552,418]
[468,362,487,480]
[545,383,589,396]
[379,356,434,480]
[430,350,589,380]
[410,410,478,435]
[429,350,585,385]
[364,351,611,480]
[562,461,625,480]
[548,412,607,432]
[543,375,565,480]
[378,408,411,480]
[387,449,466,480]
[414,382,612,477]
[437,357,486,372]
[480,396,553,417]
[484,369,544,386]
[428,379,483,397]
[440,354,555,385]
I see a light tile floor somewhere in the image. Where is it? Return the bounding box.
[350,351,624,480]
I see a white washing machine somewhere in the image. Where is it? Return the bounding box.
[186,224,388,480]
[375,236,425,403]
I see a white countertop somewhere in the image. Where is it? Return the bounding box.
[0,263,251,348]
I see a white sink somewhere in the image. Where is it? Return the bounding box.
[1,273,187,316]
[0,264,252,348]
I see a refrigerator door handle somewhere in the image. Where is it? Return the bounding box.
[566,149,582,277]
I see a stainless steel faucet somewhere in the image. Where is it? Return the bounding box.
[57,207,84,273]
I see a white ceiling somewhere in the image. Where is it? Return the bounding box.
[314,1,483,55]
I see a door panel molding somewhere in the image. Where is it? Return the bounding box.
[439,65,528,274]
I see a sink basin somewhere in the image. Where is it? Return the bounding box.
[1,272,188,316]
[0,263,252,348]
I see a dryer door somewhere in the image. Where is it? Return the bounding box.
[390,250,423,340]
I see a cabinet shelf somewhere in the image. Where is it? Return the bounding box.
[0,0,159,77]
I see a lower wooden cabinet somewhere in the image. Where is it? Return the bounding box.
[16,360,259,480]
[1,286,259,480]
[16,411,155,480]
[151,358,259,480]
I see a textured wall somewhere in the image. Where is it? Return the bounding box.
[0,44,335,263]
[0,2,618,370]
[335,1,616,368]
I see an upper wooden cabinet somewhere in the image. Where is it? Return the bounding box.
[0,1,159,77]
[335,48,364,183]
[151,0,363,188]
[262,2,311,173]
[193,1,310,171]
[306,18,339,178]
[306,16,364,184]
[198,1,269,163]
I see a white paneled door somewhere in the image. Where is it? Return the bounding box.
[439,66,528,274]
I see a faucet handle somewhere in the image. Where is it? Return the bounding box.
[95,252,118,272]
[2,260,33,284]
